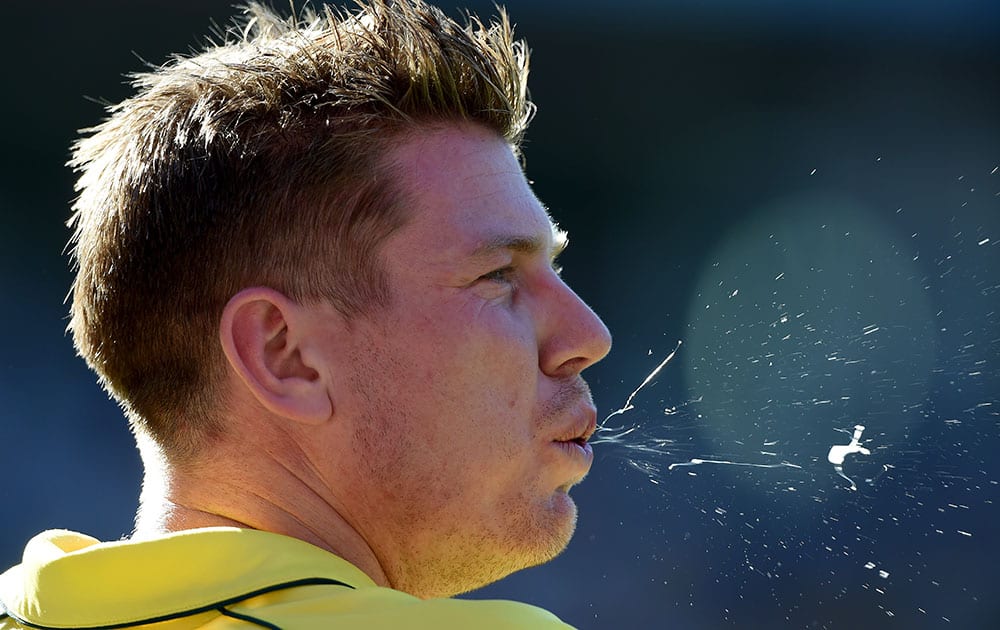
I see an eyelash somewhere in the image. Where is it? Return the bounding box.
[479,266,516,284]
[478,262,563,284]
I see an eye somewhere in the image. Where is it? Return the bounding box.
[478,265,516,284]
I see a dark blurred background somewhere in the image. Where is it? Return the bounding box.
[2,1,998,628]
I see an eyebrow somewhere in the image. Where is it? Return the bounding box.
[469,228,568,261]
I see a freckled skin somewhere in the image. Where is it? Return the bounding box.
[312,124,611,598]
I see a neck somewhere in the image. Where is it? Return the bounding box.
[132,433,389,589]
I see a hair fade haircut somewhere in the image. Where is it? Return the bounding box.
[68,0,534,461]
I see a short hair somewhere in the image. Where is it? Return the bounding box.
[68,0,534,461]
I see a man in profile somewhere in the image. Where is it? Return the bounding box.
[0,1,610,627]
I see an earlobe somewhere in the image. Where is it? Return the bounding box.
[219,287,333,425]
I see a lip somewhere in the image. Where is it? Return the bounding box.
[551,437,594,476]
[553,406,598,444]
[550,405,597,478]
[553,438,594,458]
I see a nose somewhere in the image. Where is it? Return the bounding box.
[538,275,612,378]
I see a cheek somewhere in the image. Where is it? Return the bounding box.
[375,297,540,424]
[470,304,539,391]
[478,299,538,351]
[431,299,539,373]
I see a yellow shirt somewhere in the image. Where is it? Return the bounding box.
[0,528,574,629]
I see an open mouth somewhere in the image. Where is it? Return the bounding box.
[554,433,591,449]
[552,406,598,463]
[555,434,594,456]
[553,434,595,483]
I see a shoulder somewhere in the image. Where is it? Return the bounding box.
[389,595,575,629]
[231,582,576,630]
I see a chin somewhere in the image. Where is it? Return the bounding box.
[397,492,582,598]
[516,491,580,568]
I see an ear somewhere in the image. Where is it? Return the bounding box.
[219,287,332,425]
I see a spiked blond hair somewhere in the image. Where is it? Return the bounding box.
[68,0,533,460]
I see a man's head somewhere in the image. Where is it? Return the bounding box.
[69,0,533,460]
[70,0,611,598]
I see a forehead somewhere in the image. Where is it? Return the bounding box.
[386,124,558,258]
